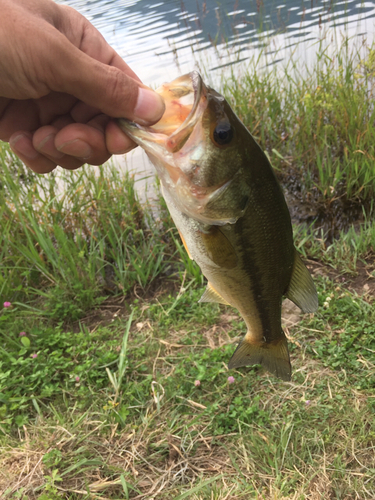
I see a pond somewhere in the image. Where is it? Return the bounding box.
[60,0,375,85]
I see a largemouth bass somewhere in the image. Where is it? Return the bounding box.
[118,72,318,381]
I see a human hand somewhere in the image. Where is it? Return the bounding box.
[0,0,165,173]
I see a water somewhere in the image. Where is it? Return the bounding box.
[59,0,375,196]
[60,0,375,86]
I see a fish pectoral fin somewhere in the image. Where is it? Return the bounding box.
[199,226,237,269]
[228,333,291,381]
[285,250,318,313]
[199,282,230,305]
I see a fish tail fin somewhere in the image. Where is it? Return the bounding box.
[228,332,291,381]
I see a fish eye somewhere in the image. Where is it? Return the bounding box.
[213,122,233,146]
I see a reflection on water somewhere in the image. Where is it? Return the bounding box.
[60,0,375,86]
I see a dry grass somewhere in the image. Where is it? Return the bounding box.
[1,347,374,500]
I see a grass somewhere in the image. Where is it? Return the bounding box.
[0,276,374,499]
[1,32,375,500]
[221,39,375,223]
[0,146,181,318]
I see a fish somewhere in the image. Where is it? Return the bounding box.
[118,72,318,381]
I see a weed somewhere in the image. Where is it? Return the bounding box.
[106,309,134,404]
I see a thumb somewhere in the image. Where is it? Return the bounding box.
[53,43,165,124]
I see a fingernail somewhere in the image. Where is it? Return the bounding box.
[133,88,165,125]
[10,134,39,160]
[57,139,92,159]
[37,134,64,159]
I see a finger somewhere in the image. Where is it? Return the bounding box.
[70,101,102,124]
[0,97,10,120]
[34,119,112,169]
[54,122,111,166]
[51,114,75,130]
[34,128,85,170]
[50,34,165,124]
[0,100,39,141]
[33,126,65,161]
[11,127,85,172]
[36,92,77,125]
[34,129,84,171]
[105,120,137,155]
[55,156,85,171]
[9,131,57,174]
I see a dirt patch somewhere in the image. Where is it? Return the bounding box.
[308,259,375,299]
[282,299,301,329]
[280,169,372,243]
[70,277,180,333]
[343,260,375,298]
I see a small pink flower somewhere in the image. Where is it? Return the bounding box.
[3,302,11,308]
[19,332,26,337]
[75,376,80,382]
[227,376,235,384]
[305,400,311,406]
[194,380,201,387]
[31,353,38,359]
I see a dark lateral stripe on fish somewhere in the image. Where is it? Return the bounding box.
[233,218,274,341]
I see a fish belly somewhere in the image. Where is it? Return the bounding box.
[162,184,286,339]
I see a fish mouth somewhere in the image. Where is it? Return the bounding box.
[118,72,216,220]
[156,71,204,153]
[118,71,205,155]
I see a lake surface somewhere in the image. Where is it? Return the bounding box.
[61,0,375,86]
[59,0,375,193]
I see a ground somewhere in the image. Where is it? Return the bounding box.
[1,262,374,499]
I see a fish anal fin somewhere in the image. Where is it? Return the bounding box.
[199,282,230,305]
[285,251,318,313]
[228,334,291,381]
[199,226,237,269]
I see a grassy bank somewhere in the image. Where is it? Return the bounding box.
[222,40,375,239]
[1,40,375,499]
[0,147,184,317]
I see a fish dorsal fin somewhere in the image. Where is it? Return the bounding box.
[285,251,318,313]
[198,226,238,269]
[228,333,291,381]
[199,282,230,305]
